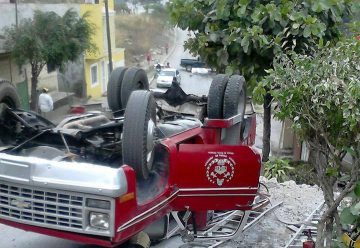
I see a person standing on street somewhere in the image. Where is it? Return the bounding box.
[165,43,169,54]
[38,87,53,118]
[146,52,152,65]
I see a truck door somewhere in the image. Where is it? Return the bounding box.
[169,144,261,211]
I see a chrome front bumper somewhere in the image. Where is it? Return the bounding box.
[0,181,115,237]
[0,153,128,237]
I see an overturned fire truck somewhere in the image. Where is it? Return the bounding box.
[0,68,260,247]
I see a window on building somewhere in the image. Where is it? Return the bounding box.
[101,61,106,84]
[90,63,98,86]
[84,0,99,4]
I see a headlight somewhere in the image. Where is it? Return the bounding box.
[89,212,110,230]
[86,199,111,209]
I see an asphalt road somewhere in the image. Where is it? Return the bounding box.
[0,30,215,248]
[152,29,214,97]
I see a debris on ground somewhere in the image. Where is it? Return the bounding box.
[227,177,324,248]
[153,177,324,248]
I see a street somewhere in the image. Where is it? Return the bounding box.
[152,29,214,97]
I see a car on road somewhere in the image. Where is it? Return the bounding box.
[180,58,206,72]
[156,68,181,88]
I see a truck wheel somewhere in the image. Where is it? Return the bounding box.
[223,75,246,119]
[123,90,156,180]
[186,65,192,72]
[107,67,127,111]
[207,74,229,119]
[221,75,246,145]
[0,80,21,109]
[121,68,149,108]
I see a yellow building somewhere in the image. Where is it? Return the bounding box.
[81,0,125,99]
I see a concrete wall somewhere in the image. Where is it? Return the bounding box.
[0,53,25,84]
[81,3,103,60]
[58,56,85,97]
[81,0,125,99]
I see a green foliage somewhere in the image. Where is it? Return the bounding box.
[136,0,161,4]
[259,40,360,152]
[262,39,360,244]
[4,9,95,71]
[287,161,318,185]
[168,0,354,90]
[264,157,294,183]
[3,9,95,110]
[340,182,360,241]
[115,2,131,14]
[147,3,170,25]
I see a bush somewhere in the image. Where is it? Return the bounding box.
[264,157,294,183]
[288,161,318,186]
[339,182,360,245]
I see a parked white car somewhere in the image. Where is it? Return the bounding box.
[191,67,211,74]
[156,68,181,88]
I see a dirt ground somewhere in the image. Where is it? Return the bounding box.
[151,177,324,248]
[115,14,172,67]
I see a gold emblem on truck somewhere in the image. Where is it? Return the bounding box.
[10,199,31,209]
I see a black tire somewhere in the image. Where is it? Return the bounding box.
[123,90,156,180]
[121,68,149,108]
[186,65,192,72]
[107,67,128,111]
[223,75,246,119]
[0,80,21,109]
[207,74,229,119]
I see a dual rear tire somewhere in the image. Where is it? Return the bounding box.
[207,74,246,120]
[207,74,247,145]
[107,67,149,111]
[108,67,154,180]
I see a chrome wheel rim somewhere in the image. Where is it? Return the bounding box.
[146,118,156,169]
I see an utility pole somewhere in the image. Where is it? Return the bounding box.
[104,0,113,73]
[15,0,18,28]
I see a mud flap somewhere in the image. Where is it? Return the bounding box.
[170,144,261,211]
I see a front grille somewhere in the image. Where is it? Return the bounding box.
[0,182,84,230]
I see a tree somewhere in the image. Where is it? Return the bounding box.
[167,0,353,162]
[260,40,360,247]
[4,9,95,110]
[115,2,131,14]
